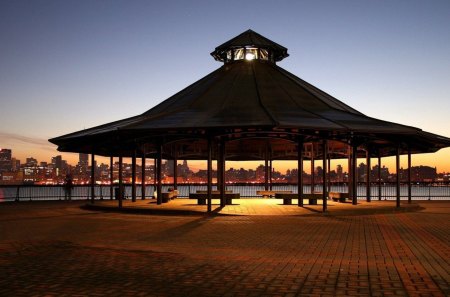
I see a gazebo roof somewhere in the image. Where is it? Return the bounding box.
[211,29,289,62]
[49,30,450,159]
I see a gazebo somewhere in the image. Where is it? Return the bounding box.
[49,30,450,212]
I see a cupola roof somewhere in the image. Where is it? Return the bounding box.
[211,29,289,63]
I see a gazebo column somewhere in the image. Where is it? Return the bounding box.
[173,156,178,191]
[352,144,358,205]
[408,148,412,204]
[327,154,331,193]
[222,143,227,205]
[207,138,212,213]
[156,145,162,205]
[322,140,328,212]
[378,154,382,200]
[141,154,146,199]
[153,158,157,198]
[311,144,315,194]
[269,159,273,191]
[348,146,352,200]
[118,155,123,208]
[297,138,304,207]
[264,146,269,191]
[366,149,371,202]
[220,140,226,207]
[90,153,95,204]
[396,146,401,208]
[110,156,114,200]
[131,151,137,202]
[216,143,222,206]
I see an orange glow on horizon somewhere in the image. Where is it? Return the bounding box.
[7,142,450,174]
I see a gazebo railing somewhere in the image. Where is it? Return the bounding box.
[1,182,449,202]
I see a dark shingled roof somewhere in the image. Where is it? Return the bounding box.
[49,30,450,159]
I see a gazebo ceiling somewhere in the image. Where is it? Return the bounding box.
[49,30,450,160]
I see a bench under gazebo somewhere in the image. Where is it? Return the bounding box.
[49,30,450,212]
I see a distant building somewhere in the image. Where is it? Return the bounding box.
[76,153,90,182]
[357,162,367,182]
[177,160,191,179]
[25,157,38,167]
[399,166,437,182]
[372,165,390,182]
[11,158,20,172]
[336,165,344,182]
[0,148,12,173]
[78,153,89,171]
[52,155,63,171]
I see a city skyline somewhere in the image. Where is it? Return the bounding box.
[1,1,450,172]
[1,147,446,186]
[2,148,448,175]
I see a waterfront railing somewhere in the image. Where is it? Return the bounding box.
[1,182,450,202]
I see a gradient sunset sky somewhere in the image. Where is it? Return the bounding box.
[1,0,450,173]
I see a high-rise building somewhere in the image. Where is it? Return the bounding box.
[357,162,367,182]
[50,155,61,177]
[79,153,88,166]
[0,149,12,173]
[78,153,89,171]
[25,157,38,167]
[11,158,20,172]
[52,155,63,170]
[336,164,343,182]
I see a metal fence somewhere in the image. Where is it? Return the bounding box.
[1,182,450,202]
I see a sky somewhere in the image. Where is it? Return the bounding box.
[1,0,450,173]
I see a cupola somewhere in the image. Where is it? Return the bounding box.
[210,29,289,64]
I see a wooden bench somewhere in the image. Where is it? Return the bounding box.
[274,193,325,205]
[189,193,240,205]
[274,193,298,205]
[256,190,293,198]
[328,192,349,203]
[196,190,232,194]
[302,193,323,205]
[161,190,179,203]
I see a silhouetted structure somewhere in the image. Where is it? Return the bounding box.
[50,30,450,211]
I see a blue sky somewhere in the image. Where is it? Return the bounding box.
[1,0,450,171]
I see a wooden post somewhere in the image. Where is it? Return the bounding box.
[221,140,226,207]
[110,156,114,200]
[352,144,358,205]
[269,159,273,191]
[218,140,224,207]
[173,156,178,191]
[156,144,162,205]
[207,137,212,213]
[348,145,352,200]
[322,140,328,212]
[153,158,157,198]
[131,151,136,202]
[90,153,95,204]
[327,155,331,193]
[396,146,401,208]
[297,138,304,207]
[311,143,315,194]
[141,154,146,199]
[264,144,269,191]
[408,148,412,204]
[366,150,371,202]
[378,154,382,201]
[118,156,123,208]
[217,141,222,206]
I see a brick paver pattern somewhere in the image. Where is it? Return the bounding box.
[0,200,448,296]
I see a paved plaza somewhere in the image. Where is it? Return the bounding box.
[0,199,449,296]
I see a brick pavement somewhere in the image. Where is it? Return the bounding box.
[0,200,448,296]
